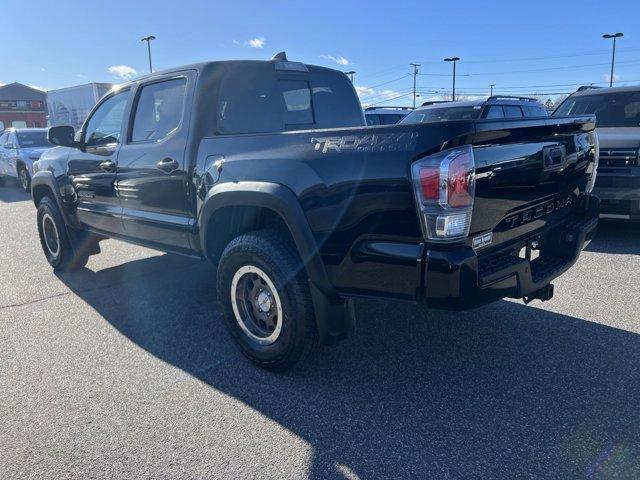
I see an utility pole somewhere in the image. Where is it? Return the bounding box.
[141,35,156,73]
[490,84,495,96]
[602,32,623,87]
[444,57,460,101]
[345,71,356,83]
[410,63,420,108]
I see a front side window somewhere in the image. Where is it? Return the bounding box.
[16,130,50,148]
[84,90,129,147]
[131,78,187,142]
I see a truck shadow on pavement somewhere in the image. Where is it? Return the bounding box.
[585,220,640,255]
[56,250,640,479]
[0,184,30,203]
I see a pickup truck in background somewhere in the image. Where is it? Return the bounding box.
[32,53,600,370]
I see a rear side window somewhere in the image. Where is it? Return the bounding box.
[278,80,314,127]
[131,78,187,142]
[484,106,504,119]
[503,106,523,118]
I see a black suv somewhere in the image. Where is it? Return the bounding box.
[401,96,548,124]
[32,56,598,370]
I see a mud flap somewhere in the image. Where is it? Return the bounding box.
[309,282,355,345]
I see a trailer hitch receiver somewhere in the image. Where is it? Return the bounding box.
[523,283,554,304]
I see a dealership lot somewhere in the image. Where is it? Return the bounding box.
[1,184,640,479]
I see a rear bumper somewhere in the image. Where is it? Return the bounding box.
[421,195,599,310]
[593,167,640,220]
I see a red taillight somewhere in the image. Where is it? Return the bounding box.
[411,145,476,242]
[419,166,440,200]
[447,151,473,207]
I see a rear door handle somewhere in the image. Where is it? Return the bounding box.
[99,160,116,172]
[157,157,179,172]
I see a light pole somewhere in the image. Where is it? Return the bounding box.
[141,35,156,73]
[410,63,420,108]
[444,57,460,101]
[345,71,356,83]
[602,32,623,87]
[490,84,495,96]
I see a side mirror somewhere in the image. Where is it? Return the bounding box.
[48,125,77,147]
[3,142,15,149]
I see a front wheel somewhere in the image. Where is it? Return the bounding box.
[37,196,88,271]
[217,230,317,371]
[18,165,30,193]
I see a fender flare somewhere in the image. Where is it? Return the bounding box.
[199,181,333,295]
[199,181,355,343]
[31,171,69,218]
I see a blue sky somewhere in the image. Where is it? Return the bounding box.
[2,0,639,106]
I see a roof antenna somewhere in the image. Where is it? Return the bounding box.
[271,51,287,61]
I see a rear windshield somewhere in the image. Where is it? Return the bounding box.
[400,105,481,124]
[16,130,50,148]
[216,64,364,134]
[553,91,640,127]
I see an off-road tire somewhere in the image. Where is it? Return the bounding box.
[217,229,317,371]
[37,196,89,271]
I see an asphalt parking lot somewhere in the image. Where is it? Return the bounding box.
[1,183,639,480]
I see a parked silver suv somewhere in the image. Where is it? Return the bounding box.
[0,128,52,192]
[554,86,640,220]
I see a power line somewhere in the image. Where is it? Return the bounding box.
[365,74,411,90]
[359,87,413,102]
[421,47,640,65]
[414,59,640,77]
[365,92,414,106]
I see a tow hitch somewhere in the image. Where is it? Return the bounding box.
[523,283,554,304]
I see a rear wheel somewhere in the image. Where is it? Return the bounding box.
[37,196,88,271]
[18,165,30,192]
[217,229,317,371]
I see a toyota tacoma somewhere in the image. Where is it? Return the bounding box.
[31,54,600,370]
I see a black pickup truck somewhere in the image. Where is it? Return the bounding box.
[32,54,599,370]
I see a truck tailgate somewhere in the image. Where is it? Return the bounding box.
[468,115,597,249]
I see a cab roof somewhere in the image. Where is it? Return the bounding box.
[115,59,346,91]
